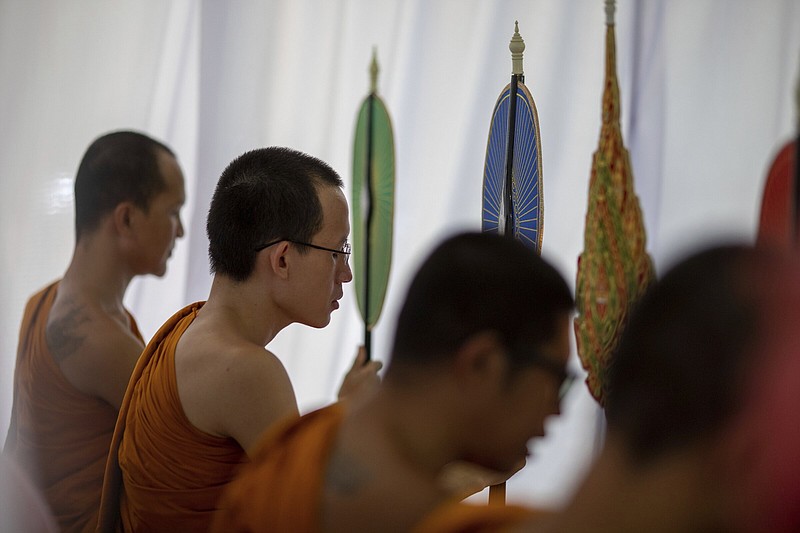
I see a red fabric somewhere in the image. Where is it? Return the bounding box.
[4,281,142,533]
[98,302,248,533]
[757,140,797,249]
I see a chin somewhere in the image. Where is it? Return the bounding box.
[136,263,167,277]
[471,453,523,474]
[302,315,332,329]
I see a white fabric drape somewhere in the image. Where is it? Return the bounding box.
[1,0,798,507]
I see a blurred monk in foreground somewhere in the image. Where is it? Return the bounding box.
[4,130,185,533]
[98,147,380,532]
[212,231,575,533]
[520,244,800,533]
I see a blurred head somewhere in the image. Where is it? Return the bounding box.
[75,130,175,239]
[388,232,574,470]
[74,130,185,275]
[601,244,800,531]
[604,244,791,466]
[724,249,800,533]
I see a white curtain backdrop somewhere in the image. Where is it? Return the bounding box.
[1,0,798,508]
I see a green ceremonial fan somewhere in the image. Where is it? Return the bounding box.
[352,49,395,361]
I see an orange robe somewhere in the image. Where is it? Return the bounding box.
[3,281,143,533]
[411,502,538,533]
[211,403,345,532]
[98,302,248,533]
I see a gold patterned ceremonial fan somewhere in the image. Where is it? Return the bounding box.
[574,0,655,406]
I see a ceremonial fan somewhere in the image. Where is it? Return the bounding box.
[482,22,544,252]
[481,21,543,506]
[574,0,654,406]
[351,50,395,361]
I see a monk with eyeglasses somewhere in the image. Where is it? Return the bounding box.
[98,147,381,532]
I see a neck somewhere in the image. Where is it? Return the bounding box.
[353,376,463,479]
[62,236,133,308]
[200,275,289,347]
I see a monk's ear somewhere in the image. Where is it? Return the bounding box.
[112,202,136,237]
[452,331,507,389]
[264,241,292,279]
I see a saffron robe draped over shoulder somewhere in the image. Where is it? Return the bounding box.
[211,403,345,533]
[3,281,143,533]
[98,302,248,533]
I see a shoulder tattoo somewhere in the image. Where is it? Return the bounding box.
[324,449,371,496]
[46,303,90,363]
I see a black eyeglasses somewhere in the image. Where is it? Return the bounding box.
[518,350,577,402]
[539,356,576,402]
[554,366,577,402]
[255,239,351,265]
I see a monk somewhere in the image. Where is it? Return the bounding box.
[3,130,186,533]
[515,245,800,533]
[98,147,381,532]
[212,231,575,533]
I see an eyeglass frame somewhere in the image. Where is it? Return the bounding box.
[539,356,577,402]
[511,346,577,402]
[255,239,352,265]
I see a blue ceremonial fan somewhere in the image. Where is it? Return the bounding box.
[482,22,543,253]
[481,21,543,508]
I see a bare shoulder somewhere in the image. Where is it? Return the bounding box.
[323,452,445,533]
[193,341,293,407]
[45,295,92,364]
[212,341,291,383]
[175,332,299,454]
[46,292,144,409]
[176,332,291,400]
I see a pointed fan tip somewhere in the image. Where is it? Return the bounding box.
[369,48,379,94]
[509,21,525,76]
